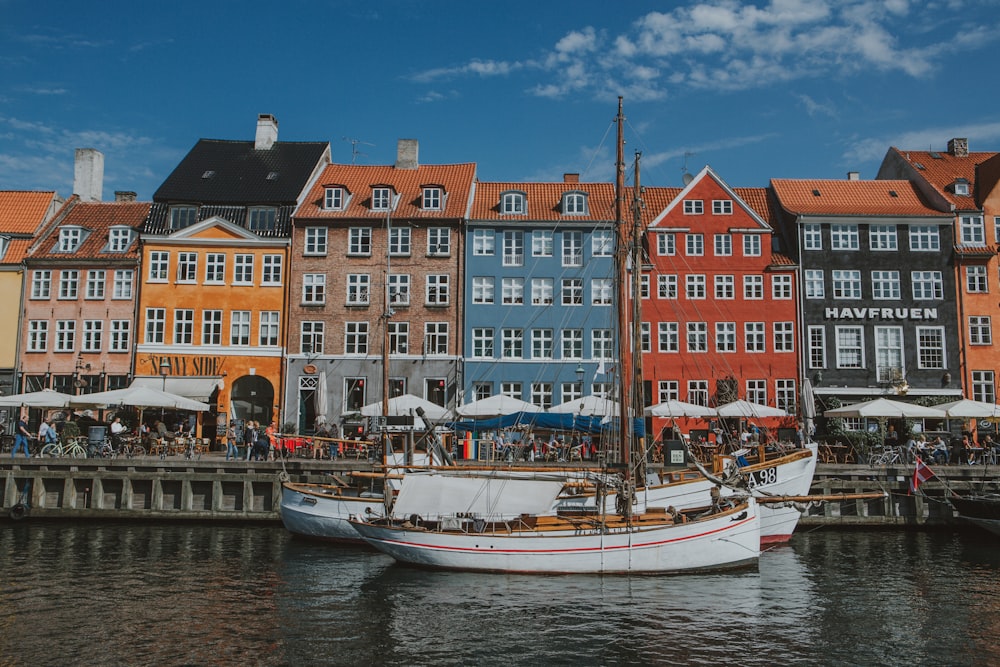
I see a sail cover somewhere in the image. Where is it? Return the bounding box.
[391,473,564,521]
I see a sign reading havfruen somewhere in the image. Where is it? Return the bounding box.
[824,307,937,321]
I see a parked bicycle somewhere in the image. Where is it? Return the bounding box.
[40,437,89,458]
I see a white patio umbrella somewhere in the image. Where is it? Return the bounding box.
[455,394,541,418]
[932,399,1000,419]
[823,398,946,419]
[0,389,75,408]
[644,399,715,418]
[313,372,329,426]
[549,395,620,417]
[70,386,210,412]
[360,393,450,421]
[715,399,789,419]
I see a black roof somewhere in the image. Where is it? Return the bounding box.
[153,139,329,204]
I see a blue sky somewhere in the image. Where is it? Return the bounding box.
[2,0,1000,200]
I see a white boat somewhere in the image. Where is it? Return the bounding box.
[280,483,383,543]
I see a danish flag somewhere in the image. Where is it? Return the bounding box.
[909,456,937,495]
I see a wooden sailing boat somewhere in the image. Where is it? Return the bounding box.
[349,98,762,573]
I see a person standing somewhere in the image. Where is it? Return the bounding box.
[38,416,58,448]
[225,424,239,461]
[13,413,31,457]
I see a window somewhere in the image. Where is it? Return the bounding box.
[303,274,326,304]
[774,322,794,352]
[424,322,448,355]
[234,255,254,285]
[426,274,449,305]
[112,270,133,299]
[871,271,901,299]
[423,187,442,210]
[712,275,733,300]
[592,329,613,359]
[562,278,583,305]
[346,274,370,305]
[712,200,733,215]
[58,270,79,299]
[144,308,165,343]
[388,322,408,354]
[688,380,709,406]
[830,224,859,250]
[259,311,279,346]
[836,326,864,368]
[916,327,945,369]
[109,320,130,352]
[57,227,82,252]
[592,229,613,256]
[561,382,583,405]
[345,322,369,354]
[869,224,898,251]
[149,251,169,281]
[231,311,251,346]
[55,320,75,351]
[501,382,522,399]
[563,192,587,214]
[685,275,706,300]
[973,371,996,403]
[501,192,526,215]
[743,235,761,257]
[531,329,553,359]
[961,215,985,245]
[27,321,47,351]
[803,224,822,250]
[247,207,277,231]
[996,216,1000,244]
[31,270,51,299]
[745,322,765,352]
[658,322,679,352]
[344,378,366,412]
[108,227,133,252]
[473,383,493,401]
[776,379,796,414]
[301,321,324,354]
[503,231,524,266]
[640,275,650,299]
[743,275,763,300]
[531,383,553,410]
[201,310,222,345]
[472,328,494,358]
[177,252,197,282]
[658,275,678,299]
[205,253,225,283]
[683,200,703,214]
[805,269,825,299]
[686,322,707,352]
[388,274,410,305]
[262,255,282,284]
[472,229,494,256]
[832,270,862,299]
[772,274,792,299]
[169,206,197,230]
[562,329,583,359]
[428,228,450,255]
[912,271,943,300]
[591,278,613,305]
[909,225,940,251]
[531,278,554,305]
[657,233,675,256]
[324,187,344,210]
[808,326,826,368]
[389,227,410,256]
[562,231,583,266]
[686,233,703,256]
[714,234,732,256]
[501,328,523,358]
[716,322,736,352]
[874,326,903,383]
[173,309,194,344]
[969,316,992,345]
[305,228,328,255]
[470,276,494,305]
[502,277,524,305]
[348,227,372,255]
[746,380,767,406]
[85,270,105,299]
[967,266,988,293]
[658,380,679,402]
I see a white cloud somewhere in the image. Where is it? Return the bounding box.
[845,121,1000,164]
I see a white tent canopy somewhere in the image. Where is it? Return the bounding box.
[359,394,450,421]
[130,376,222,402]
[455,394,541,418]
[932,399,1000,419]
[716,400,790,419]
[69,386,211,412]
[549,395,620,417]
[0,389,75,408]
[644,399,715,418]
[824,398,946,419]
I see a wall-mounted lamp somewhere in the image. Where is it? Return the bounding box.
[942,372,951,387]
[812,371,823,385]
[576,363,585,381]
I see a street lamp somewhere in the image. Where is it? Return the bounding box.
[159,358,171,391]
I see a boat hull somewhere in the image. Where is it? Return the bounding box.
[280,483,383,543]
[950,496,1000,537]
[350,500,760,575]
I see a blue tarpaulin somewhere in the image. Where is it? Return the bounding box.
[449,411,644,436]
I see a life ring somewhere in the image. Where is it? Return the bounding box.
[9,503,28,521]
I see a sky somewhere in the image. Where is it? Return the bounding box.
[2,0,1000,201]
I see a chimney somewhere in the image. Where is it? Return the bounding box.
[73,148,104,202]
[846,171,860,181]
[114,191,137,202]
[396,139,418,170]
[563,173,580,183]
[255,114,278,150]
[948,138,969,157]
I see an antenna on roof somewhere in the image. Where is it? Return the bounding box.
[342,137,375,164]
[681,151,695,185]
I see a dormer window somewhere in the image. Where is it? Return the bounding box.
[422,187,443,210]
[954,178,970,196]
[248,206,277,231]
[562,192,587,215]
[0,236,8,260]
[169,206,198,230]
[58,227,84,252]
[501,192,526,215]
[372,187,393,211]
[324,187,345,210]
[108,227,134,252]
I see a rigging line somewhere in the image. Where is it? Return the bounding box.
[579,120,616,183]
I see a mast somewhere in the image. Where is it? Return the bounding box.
[630,150,646,484]
[382,196,394,513]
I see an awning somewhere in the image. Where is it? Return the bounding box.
[131,376,223,402]
[814,386,961,397]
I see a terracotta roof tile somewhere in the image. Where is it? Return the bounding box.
[770,179,945,217]
[0,191,59,234]
[0,238,32,264]
[31,200,150,260]
[471,181,616,221]
[954,244,997,258]
[886,147,997,210]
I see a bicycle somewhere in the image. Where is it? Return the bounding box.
[116,437,146,458]
[40,437,90,458]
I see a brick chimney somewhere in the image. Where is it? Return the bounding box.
[396,139,418,170]
[948,138,969,157]
[846,171,860,181]
[73,148,104,202]
[564,173,580,183]
[255,114,278,150]
[114,191,137,202]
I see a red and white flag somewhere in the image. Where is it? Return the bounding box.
[910,456,937,494]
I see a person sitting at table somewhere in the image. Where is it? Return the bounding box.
[884,424,899,448]
[930,436,949,464]
[156,420,174,441]
[904,434,919,463]
[982,434,1000,463]
[313,422,331,460]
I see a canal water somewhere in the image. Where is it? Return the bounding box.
[1,522,997,666]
